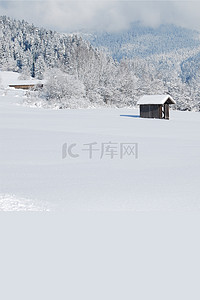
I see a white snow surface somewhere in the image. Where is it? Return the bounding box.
[0,194,50,211]
[137,94,176,105]
[0,71,20,88]
[0,72,200,211]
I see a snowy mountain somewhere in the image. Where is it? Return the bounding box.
[0,15,103,79]
[80,22,200,60]
[78,22,200,86]
[77,22,200,111]
[1,15,200,111]
[0,15,138,108]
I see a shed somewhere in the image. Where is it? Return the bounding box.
[137,95,176,120]
[9,83,43,90]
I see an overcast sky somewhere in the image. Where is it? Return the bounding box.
[1,1,200,33]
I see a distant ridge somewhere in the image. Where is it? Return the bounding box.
[79,22,200,60]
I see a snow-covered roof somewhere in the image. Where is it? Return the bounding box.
[137,95,176,105]
[9,80,46,86]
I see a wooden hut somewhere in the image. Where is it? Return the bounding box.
[137,95,176,120]
[9,83,43,90]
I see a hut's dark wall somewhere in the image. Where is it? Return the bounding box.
[140,104,162,119]
[164,104,169,119]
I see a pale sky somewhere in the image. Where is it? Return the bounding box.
[1,1,200,33]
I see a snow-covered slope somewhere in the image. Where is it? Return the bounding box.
[0,71,20,88]
[1,16,200,111]
[0,88,200,211]
[81,22,200,60]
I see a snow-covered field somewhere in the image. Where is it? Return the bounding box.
[0,72,200,211]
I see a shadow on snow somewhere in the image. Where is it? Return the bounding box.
[120,115,140,118]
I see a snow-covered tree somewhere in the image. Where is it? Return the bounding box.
[38,68,88,108]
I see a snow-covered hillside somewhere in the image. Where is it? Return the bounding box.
[1,80,200,211]
[78,23,200,111]
[81,22,200,60]
[2,15,200,111]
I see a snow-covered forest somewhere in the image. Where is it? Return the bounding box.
[82,23,200,60]
[1,15,200,111]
